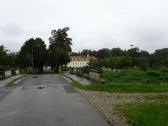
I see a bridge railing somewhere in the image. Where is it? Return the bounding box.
[0,66,20,80]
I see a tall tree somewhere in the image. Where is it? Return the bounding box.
[81,49,97,56]
[0,45,8,66]
[19,38,47,73]
[48,27,72,72]
[111,48,124,57]
[96,48,111,59]
[6,52,19,67]
[154,48,168,57]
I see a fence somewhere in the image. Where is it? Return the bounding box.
[89,68,103,82]
[0,66,20,80]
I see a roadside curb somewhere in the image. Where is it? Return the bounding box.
[62,73,76,82]
[62,73,91,85]
[0,75,26,88]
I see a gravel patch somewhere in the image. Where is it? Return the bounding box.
[76,88,168,126]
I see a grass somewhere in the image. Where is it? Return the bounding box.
[71,68,168,93]
[145,94,168,102]
[71,81,168,93]
[117,104,168,126]
[5,82,16,87]
[4,77,23,88]
[71,67,168,126]
[103,68,168,84]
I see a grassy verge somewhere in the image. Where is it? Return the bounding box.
[4,76,23,88]
[71,68,168,126]
[5,82,16,87]
[71,81,168,93]
[117,104,168,126]
[71,68,168,93]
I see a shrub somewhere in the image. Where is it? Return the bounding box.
[22,67,34,74]
[146,71,161,77]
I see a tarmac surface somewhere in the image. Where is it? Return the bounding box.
[64,73,91,85]
[0,74,110,126]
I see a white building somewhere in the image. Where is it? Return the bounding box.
[67,55,96,68]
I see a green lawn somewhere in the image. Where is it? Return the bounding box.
[71,68,168,93]
[71,81,168,93]
[4,82,16,88]
[117,104,168,126]
[71,68,168,126]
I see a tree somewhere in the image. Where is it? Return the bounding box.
[106,56,132,69]
[19,38,47,73]
[96,48,111,59]
[126,47,140,66]
[139,50,150,57]
[6,52,19,67]
[149,48,168,67]
[48,27,72,72]
[126,47,140,57]
[70,52,80,56]
[154,48,168,57]
[111,48,124,57]
[0,45,8,65]
[81,49,97,56]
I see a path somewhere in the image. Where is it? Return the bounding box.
[0,74,110,126]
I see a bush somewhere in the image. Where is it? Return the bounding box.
[22,67,34,74]
[146,71,161,77]
[102,68,168,84]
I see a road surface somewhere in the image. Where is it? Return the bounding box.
[0,74,110,126]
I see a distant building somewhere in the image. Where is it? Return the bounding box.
[67,55,96,68]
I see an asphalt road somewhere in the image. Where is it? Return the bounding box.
[0,74,110,126]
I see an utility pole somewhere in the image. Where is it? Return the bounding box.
[32,45,34,74]
[32,44,40,74]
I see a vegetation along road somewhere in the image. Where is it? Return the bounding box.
[0,74,110,126]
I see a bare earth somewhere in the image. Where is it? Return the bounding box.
[76,88,168,126]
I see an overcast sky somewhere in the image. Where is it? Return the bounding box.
[0,0,168,53]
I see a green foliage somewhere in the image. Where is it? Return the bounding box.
[19,38,47,73]
[146,71,161,77]
[145,94,168,102]
[48,27,72,72]
[96,48,111,59]
[80,49,97,56]
[72,68,168,93]
[5,82,16,88]
[21,67,34,74]
[6,52,20,67]
[0,45,19,67]
[154,48,168,57]
[0,45,8,65]
[71,81,87,90]
[103,68,168,84]
[111,48,124,56]
[126,47,140,57]
[117,104,168,126]
[89,56,132,69]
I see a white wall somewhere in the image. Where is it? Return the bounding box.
[67,61,89,68]
[15,70,20,75]
[4,71,12,78]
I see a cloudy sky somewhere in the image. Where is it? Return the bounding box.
[0,0,168,53]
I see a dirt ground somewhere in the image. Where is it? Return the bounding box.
[76,88,168,126]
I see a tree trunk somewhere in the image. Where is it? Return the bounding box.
[55,65,59,73]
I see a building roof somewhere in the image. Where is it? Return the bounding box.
[70,55,96,61]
